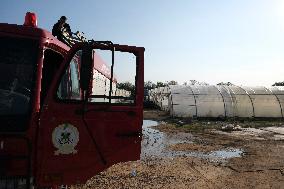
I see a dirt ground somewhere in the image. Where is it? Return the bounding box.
[73,110,284,189]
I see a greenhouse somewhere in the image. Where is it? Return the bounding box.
[149,85,284,118]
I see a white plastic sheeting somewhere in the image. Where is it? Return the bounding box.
[150,85,284,118]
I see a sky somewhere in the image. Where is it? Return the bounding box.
[1,0,284,87]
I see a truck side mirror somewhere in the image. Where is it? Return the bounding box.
[80,45,93,91]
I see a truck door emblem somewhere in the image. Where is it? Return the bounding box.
[52,123,79,155]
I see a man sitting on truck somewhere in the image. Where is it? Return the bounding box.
[52,16,72,44]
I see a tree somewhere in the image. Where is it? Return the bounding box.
[188,80,209,85]
[144,81,156,90]
[217,82,234,86]
[156,81,166,88]
[272,82,284,86]
[189,80,198,85]
[117,82,135,96]
[166,80,178,86]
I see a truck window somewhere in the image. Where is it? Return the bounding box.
[41,49,63,106]
[90,49,136,104]
[0,37,38,116]
[56,49,137,104]
[57,51,81,100]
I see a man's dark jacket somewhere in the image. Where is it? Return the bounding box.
[52,22,71,41]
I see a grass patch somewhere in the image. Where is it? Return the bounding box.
[158,118,284,133]
[177,124,207,132]
[156,121,223,133]
[177,122,223,133]
[237,120,283,128]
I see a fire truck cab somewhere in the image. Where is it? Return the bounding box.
[0,13,144,188]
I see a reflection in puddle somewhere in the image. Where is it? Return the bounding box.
[141,120,243,162]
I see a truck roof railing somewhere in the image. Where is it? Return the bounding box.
[61,29,87,47]
[60,30,114,49]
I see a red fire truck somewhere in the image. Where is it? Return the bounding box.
[0,12,144,188]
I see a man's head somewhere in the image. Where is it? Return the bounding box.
[59,16,67,23]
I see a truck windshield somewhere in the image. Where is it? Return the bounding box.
[0,37,38,115]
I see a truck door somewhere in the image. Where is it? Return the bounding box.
[36,43,144,187]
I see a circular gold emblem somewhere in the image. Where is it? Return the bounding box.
[52,123,79,155]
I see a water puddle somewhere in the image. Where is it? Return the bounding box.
[141,120,243,162]
[141,120,167,159]
[181,148,243,162]
[209,148,243,159]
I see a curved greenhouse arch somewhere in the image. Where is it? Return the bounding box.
[150,85,284,118]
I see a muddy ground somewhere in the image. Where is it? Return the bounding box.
[73,110,284,189]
